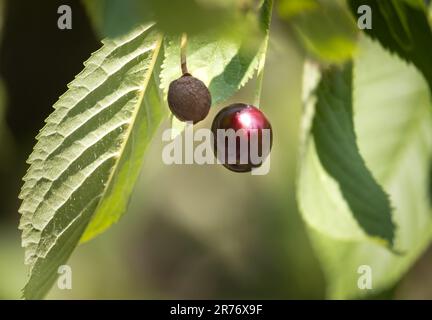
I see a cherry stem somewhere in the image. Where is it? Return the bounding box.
[180,33,189,75]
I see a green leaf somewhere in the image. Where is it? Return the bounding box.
[81,0,153,38]
[19,24,166,299]
[298,60,395,247]
[160,36,251,107]
[279,0,358,63]
[349,0,432,92]
[82,0,243,38]
[278,0,318,18]
[254,0,274,106]
[304,36,432,298]
[160,1,273,107]
[430,1,432,22]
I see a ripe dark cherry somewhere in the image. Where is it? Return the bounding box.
[211,103,273,173]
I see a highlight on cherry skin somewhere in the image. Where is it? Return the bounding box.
[211,103,273,173]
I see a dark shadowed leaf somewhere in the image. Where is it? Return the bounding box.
[298,60,395,247]
[349,0,432,92]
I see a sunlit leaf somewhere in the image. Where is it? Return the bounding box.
[19,24,166,299]
[304,36,432,298]
[160,0,273,106]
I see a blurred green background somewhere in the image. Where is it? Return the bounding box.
[0,0,431,299]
